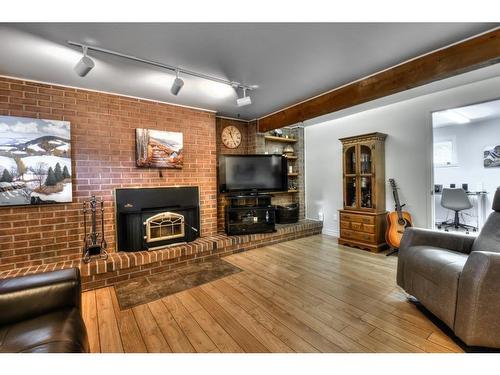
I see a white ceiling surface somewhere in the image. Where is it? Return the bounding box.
[433,98,500,127]
[0,23,498,120]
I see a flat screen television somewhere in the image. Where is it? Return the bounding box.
[218,155,288,193]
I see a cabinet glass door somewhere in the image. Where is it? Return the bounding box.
[344,146,356,175]
[360,176,373,208]
[345,176,357,208]
[359,144,372,174]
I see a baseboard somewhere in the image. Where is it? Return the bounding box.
[322,227,339,237]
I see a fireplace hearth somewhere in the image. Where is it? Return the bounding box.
[115,187,200,252]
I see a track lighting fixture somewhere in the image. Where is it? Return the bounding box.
[73,46,95,77]
[67,41,256,103]
[236,87,252,107]
[170,69,184,96]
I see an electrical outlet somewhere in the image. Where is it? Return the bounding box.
[318,212,324,221]
[332,213,338,221]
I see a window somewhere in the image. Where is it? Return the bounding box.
[433,137,458,167]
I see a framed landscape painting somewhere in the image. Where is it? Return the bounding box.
[136,128,184,169]
[0,115,72,206]
[484,145,500,168]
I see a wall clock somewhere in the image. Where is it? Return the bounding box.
[221,125,242,149]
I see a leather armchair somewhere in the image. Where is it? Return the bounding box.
[397,187,500,348]
[0,268,89,353]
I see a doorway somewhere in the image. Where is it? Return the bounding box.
[431,98,500,234]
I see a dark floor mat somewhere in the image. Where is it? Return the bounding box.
[114,258,242,310]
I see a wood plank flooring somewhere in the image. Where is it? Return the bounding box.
[81,235,464,353]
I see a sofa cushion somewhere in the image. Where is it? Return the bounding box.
[471,212,500,253]
[0,308,89,353]
[406,246,468,283]
[403,246,468,328]
[492,187,500,212]
[471,188,500,253]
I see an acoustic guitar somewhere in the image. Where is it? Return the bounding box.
[386,178,413,250]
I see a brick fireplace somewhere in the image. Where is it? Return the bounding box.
[0,76,217,274]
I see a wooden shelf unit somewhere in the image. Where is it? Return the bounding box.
[264,135,297,143]
[263,133,300,194]
[271,189,299,194]
[338,132,388,252]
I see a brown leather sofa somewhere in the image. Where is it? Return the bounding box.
[0,268,89,353]
[397,187,500,348]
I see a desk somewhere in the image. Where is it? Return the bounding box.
[434,191,488,230]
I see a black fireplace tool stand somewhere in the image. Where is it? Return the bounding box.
[82,195,108,263]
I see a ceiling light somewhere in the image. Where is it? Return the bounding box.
[170,70,184,96]
[236,87,252,107]
[73,46,95,77]
[67,41,257,101]
[444,109,471,124]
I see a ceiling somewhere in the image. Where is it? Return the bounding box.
[433,98,500,127]
[0,23,498,120]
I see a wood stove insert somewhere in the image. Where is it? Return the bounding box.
[115,186,200,252]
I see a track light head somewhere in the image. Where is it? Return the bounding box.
[170,70,184,96]
[74,46,95,77]
[236,96,252,107]
[236,87,252,107]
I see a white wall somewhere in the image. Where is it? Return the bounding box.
[305,75,500,236]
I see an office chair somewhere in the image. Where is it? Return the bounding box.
[438,188,477,234]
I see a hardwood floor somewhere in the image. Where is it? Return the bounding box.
[82,235,464,353]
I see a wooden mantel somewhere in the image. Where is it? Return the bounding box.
[258,28,500,132]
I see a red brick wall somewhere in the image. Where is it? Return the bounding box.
[0,76,217,273]
[215,117,251,231]
[246,120,259,154]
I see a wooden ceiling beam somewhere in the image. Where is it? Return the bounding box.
[257,28,500,132]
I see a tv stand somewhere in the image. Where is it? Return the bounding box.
[225,193,276,235]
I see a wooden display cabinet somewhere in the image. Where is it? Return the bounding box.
[338,132,388,252]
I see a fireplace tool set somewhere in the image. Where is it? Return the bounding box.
[82,195,108,263]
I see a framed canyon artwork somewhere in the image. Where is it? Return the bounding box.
[0,115,72,206]
[136,128,184,169]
